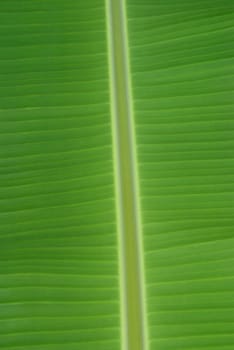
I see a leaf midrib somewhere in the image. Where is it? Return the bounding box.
[106,1,148,350]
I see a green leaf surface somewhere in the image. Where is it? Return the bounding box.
[127,1,234,349]
[0,1,120,350]
[0,0,234,350]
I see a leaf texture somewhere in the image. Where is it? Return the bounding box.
[0,1,120,350]
[127,0,234,349]
[0,0,234,350]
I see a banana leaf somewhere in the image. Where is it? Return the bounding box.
[0,1,233,350]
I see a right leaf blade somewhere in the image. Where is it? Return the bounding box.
[127,0,234,349]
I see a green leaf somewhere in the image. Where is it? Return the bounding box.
[0,1,234,350]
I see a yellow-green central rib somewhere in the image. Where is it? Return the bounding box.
[106,1,148,349]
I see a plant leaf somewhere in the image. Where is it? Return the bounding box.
[0,0,234,350]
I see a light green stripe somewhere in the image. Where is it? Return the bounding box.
[105,1,148,349]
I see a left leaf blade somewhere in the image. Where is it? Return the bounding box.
[0,1,120,349]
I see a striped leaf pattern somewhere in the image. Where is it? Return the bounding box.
[0,1,234,350]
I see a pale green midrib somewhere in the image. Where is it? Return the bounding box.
[106,1,148,350]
